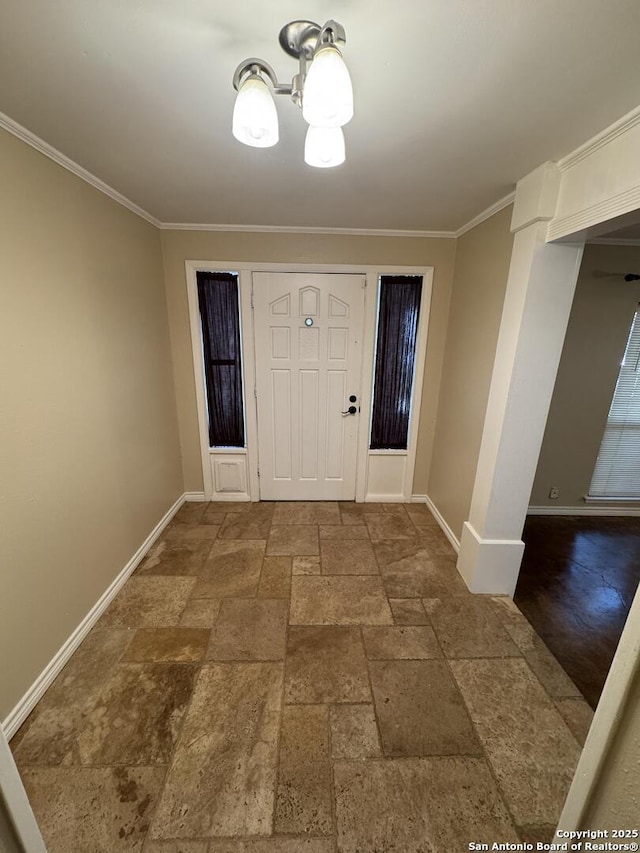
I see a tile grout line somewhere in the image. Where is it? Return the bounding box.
[488,601,589,749]
[359,625,387,763]
[138,508,226,847]
[270,537,292,838]
[326,700,339,853]
[421,592,524,836]
[441,648,528,841]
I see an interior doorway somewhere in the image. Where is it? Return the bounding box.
[515,237,640,709]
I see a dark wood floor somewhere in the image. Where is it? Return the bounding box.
[515,515,640,709]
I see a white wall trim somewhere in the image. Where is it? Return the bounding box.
[364,494,407,503]
[185,262,216,500]
[457,522,525,596]
[558,105,640,171]
[528,505,640,517]
[185,264,259,501]
[424,495,460,554]
[454,191,516,237]
[184,491,207,501]
[1,494,186,740]
[356,272,380,502]
[360,268,433,502]
[547,184,640,243]
[162,193,518,241]
[163,222,455,239]
[403,270,433,500]
[0,108,519,241]
[417,495,461,553]
[0,110,161,228]
[241,271,260,502]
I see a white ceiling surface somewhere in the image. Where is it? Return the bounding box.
[1,1,639,231]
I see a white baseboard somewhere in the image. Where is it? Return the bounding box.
[458,522,524,596]
[184,491,207,502]
[364,494,406,503]
[2,493,186,740]
[528,505,640,517]
[209,493,250,502]
[412,494,461,554]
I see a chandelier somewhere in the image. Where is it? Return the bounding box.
[232,20,353,168]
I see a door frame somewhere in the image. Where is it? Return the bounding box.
[185,261,433,503]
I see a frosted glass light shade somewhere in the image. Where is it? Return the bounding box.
[232,74,279,148]
[302,45,353,128]
[304,125,345,168]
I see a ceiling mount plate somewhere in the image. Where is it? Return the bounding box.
[278,20,321,59]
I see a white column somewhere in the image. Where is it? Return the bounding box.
[457,163,585,595]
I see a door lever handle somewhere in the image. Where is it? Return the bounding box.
[342,406,358,416]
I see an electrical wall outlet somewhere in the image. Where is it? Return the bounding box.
[549,486,560,500]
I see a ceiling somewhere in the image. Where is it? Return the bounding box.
[1,1,639,231]
[598,223,640,242]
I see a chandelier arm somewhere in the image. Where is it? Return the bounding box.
[232,58,279,92]
[317,20,346,48]
[233,57,295,99]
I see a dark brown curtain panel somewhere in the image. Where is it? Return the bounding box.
[196,272,245,447]
[370,275,423,450]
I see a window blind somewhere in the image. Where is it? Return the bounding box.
[589,307,640,498]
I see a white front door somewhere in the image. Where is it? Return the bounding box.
[253,272,365,500]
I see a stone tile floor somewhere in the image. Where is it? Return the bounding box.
[11,501,593,853]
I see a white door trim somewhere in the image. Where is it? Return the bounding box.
[185,264,256,501]
[358,268,433,502]
[185,261,432,503]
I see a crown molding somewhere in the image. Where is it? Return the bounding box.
[454,191,516,237]
[0,109,518,240]
[0,111,161,228]
[161,192,518,239]
[159,221,456,238]
[558,105,640,172]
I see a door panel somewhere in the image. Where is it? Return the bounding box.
[253,272,365,500]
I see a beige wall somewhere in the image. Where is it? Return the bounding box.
[160,230,457,495]
[531,244,640,508]
[427,205,514,540]
[0,129,182,720]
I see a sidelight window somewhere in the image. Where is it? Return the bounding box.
[370,275,423,450]
[196,271,245,448]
